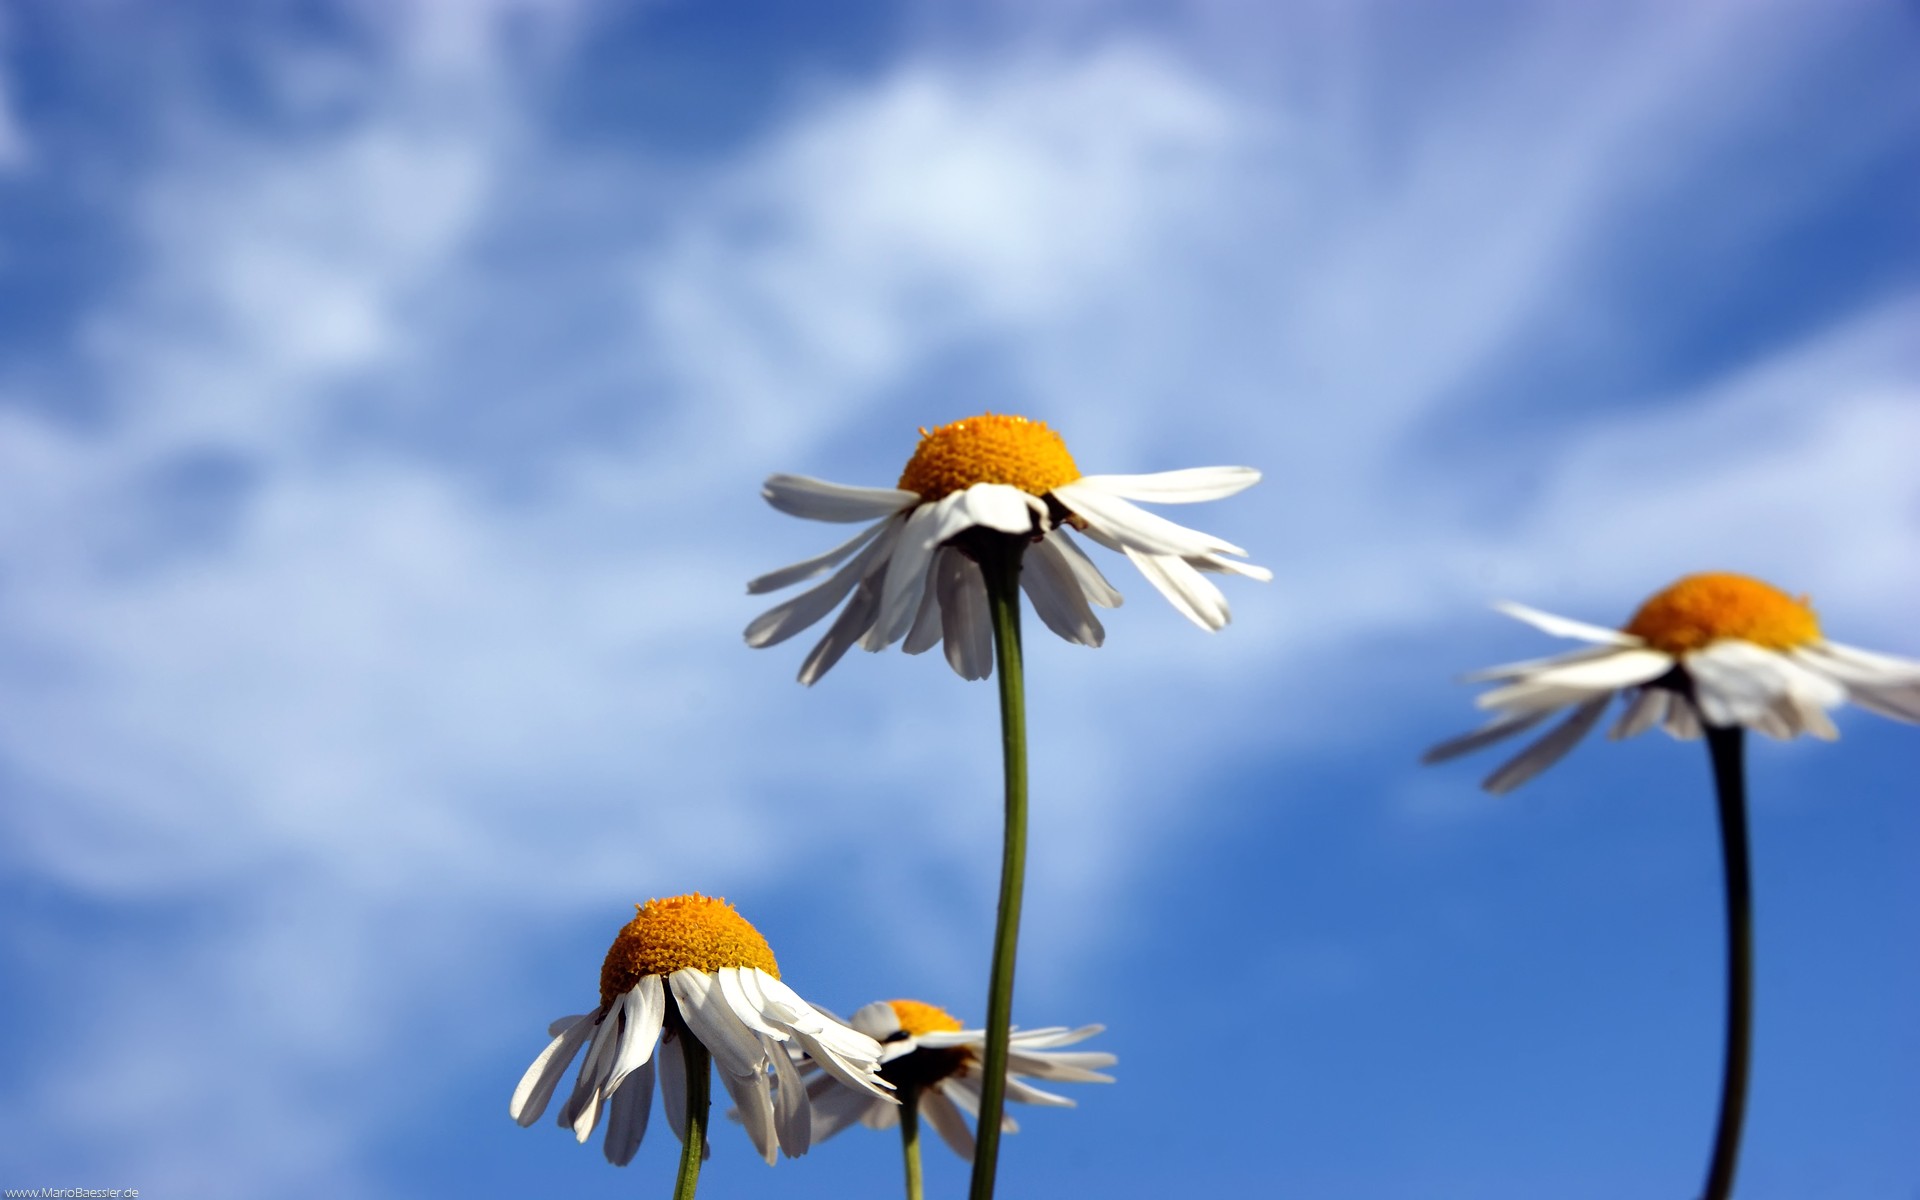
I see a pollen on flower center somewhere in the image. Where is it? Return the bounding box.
[887,999,964,1036]
[1622,572,1822,655]
[896,413,1081,502]
[599,894,780,1007]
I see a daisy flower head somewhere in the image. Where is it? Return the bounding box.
[1425,572,1920,793]
[746,413,1269,684]
[804,999,1115,1160]
[509,894,893,1168]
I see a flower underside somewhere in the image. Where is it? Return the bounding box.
[599,893,779,1006]
[896,413,1081,502]
[1623,572,1822,655]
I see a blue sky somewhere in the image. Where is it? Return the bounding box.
[1,2,1916,1197]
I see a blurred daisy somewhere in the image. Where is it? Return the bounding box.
[510,894,892,1169]
[746,413,1268,683]
[1425,572,1920,793]
[805,999,1115,1160]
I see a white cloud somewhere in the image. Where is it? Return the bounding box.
[1,4,1915,1195]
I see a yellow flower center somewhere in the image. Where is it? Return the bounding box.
[887,999,965,1036]
[896,413,1081,502]
[1622,572,1822,655]
[599,894,780,1007]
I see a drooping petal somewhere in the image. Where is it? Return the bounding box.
[602,1058,655,1166]
[921,1085,977,1159]
[606,976,666,1092]
[1483,695,1611,794]
[1122,547,1230,631]
[769,1022,812,1157]
[1608,687,1670,741]
[762,475,917,522]
[511,1013,596,1126]
[1473,648,1670,713]
[1045,528,1123,608]
[669,970,768,1081]
[902,547,950,655]
[797,576,882,685]
[561,1007,624,1142]
[1022,534,1105,646]
[747,519,886,595]
[868,501,945,650]
[806,1071,885,1142]
[716,1059,778,1164]
[939,550,993,681]
[1421,710,1553,765]
[745,516,901,648]
[656,1031,712,1159]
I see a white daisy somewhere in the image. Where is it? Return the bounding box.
[746,412,1268,684]
[803,999,1115,1160]
[509,894,893,1168]
[1425,572,1920,793]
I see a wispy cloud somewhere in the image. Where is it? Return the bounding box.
[0,2,1914,1194]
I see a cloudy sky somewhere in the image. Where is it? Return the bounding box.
[1,2,1916,1197]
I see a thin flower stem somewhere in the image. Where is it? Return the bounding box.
[1702,724,1752,1200]
[969,536,1029,1200]
[899,1085,925,1200]
[672,1032,711,1200]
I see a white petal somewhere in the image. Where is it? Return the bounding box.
[746,516,900,648]
[1792,644,1920,723]
[716,1060,778,1164]
[1421,710,1552,765]
[1003,1076,1075,1107]
[1494,601,1643,646]
[806,1074,884,1143]
[1663,696,1703,740]
[762,475,917,523]
[939,551,993,681]
[1055,481,1249,559]
[656,1031,713,1160]
[1480,648,1672,699]
[1483,696,1611,794]
[562,1008,623,1142]
[1123,547,1230,631]
[1609,688,1669,741]
[902,547,950,655]
[797,576,882,685]
[747,520,886,595]
[1045,528,1123,608]
[511,1013,596,1126]
[607,976,666,1092]
[769,1023,812,1157]
[957,482,1047,535]
[1465,644,1635,684]
[548,1013,593,1038]
[1022,535,1105,647]
[1069,466,1260,503]
[669,970,768,1080]
[1687,641,1841,729]
[867,502,944,650]
[848,1002,904,1040]
[602,1058,655,1166]
[921,1086,976,1159]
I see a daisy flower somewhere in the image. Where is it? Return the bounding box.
[806,999,1115,1160]
[509,894,893,1171]
[1424,572,1920,793]
[746,413,1268,683]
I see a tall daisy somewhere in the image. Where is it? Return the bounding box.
[803,1000,1114,1200]
[1424,572,1920,1200]
[748,412,1262,1200]
[746,413,1267,686]
[510,894,893,1197]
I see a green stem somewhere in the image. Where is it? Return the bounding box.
[1702,724,1752,1200]
[969,537,1029,1200]
[672,1031,710,1200]
[899,1085,925,1200]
